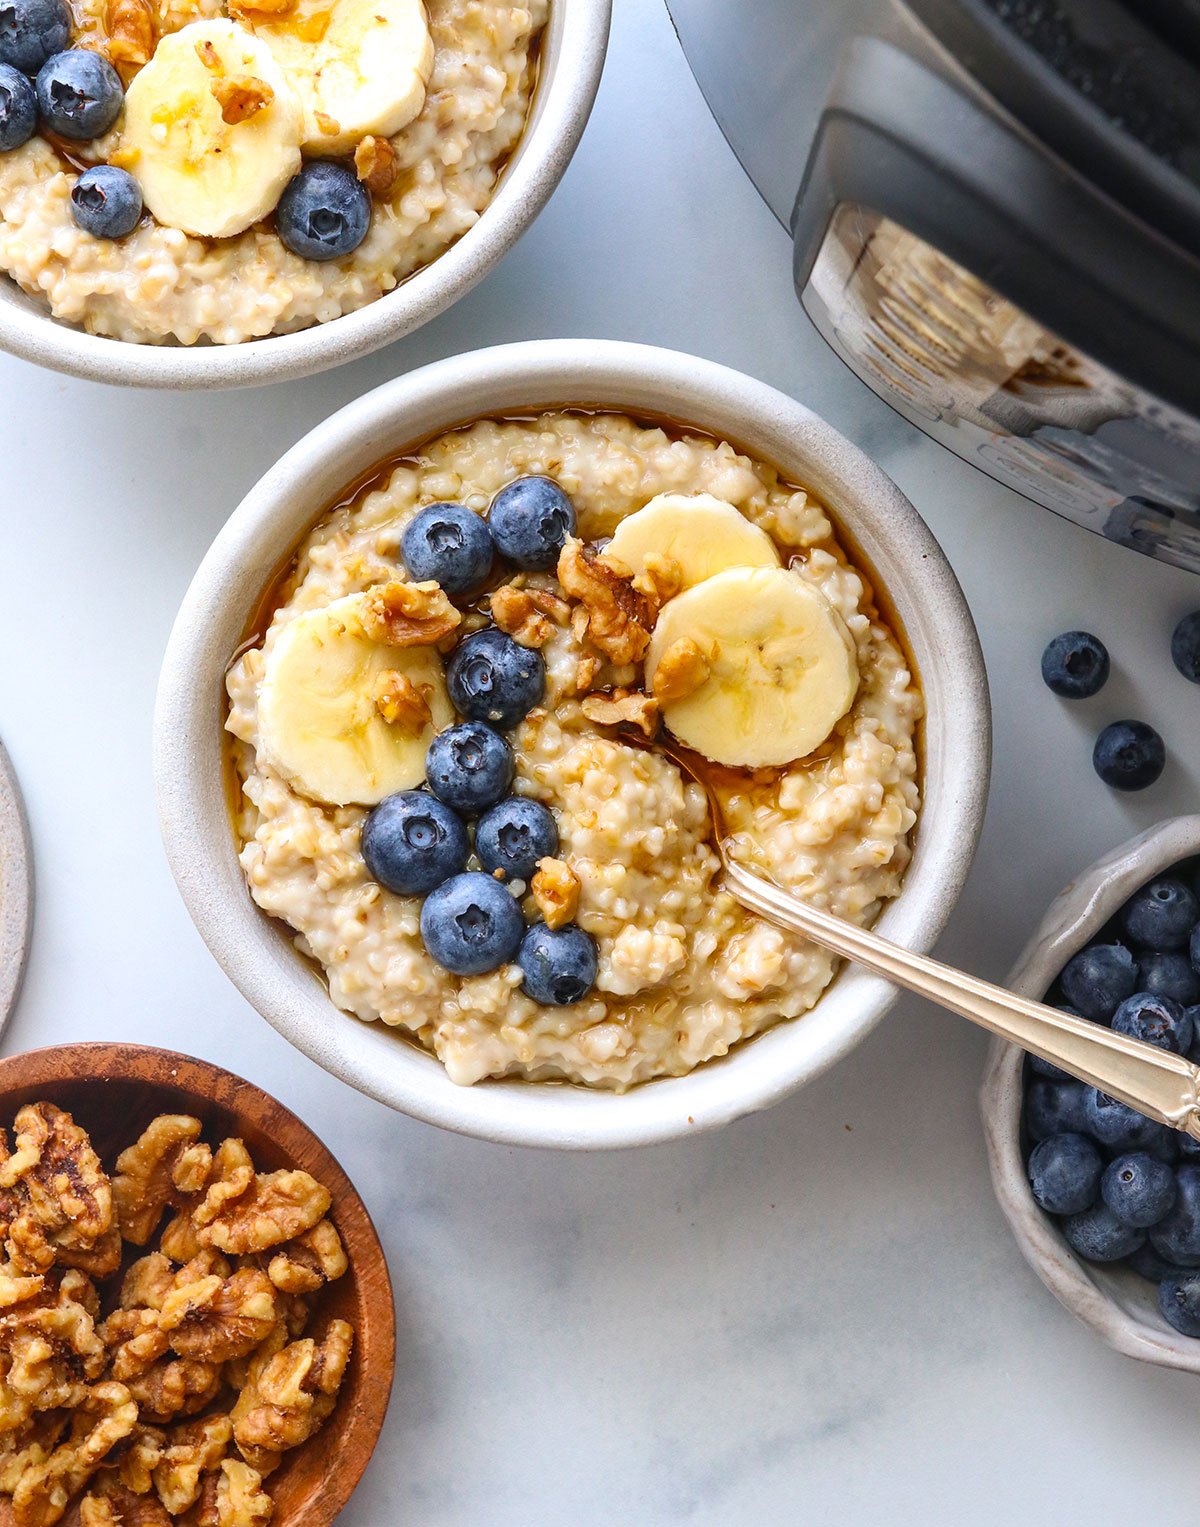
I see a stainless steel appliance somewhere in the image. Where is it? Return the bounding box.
[666,0,1200,571]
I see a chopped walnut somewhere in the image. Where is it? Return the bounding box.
[226,0,293,16]
[530,858,579,931]
[580,689,660,739]
[359,581,460,648]
[178,1473,219,1527]
[0,1269,107,1424]
[574,652,601,694]
[11,1381,137,1527]
[2,1105,114,1271]
[649,636,711,706]
[116,1423,165,1494]
[171,1146,212,1200]
[103,0,154,74]
[59,1224,122,1280]
[194,39,219,67]
[490,585,570,649]
[197,1172,330,1258]
[213,1460,272,1526]
[113,1117,203,1247]
[372,670,433,734]
[153,1414,232,1515]
[0,1414,67,1496]
[631,552,683,611]
[232,1322,352,1466]
[191,1142,254,1235]
[313,110,341,137]
[125,1355,222,1426]
[354,134,399,193]
[266,1221,346,1296]
[119,1255,175,1314]
[100,1308,169,1382]
[158,1212,204,1268]
[81,1479,171,1526]
[557,539,653,665]
[159,1269,278,1365]
[211,76,274,126]
[0,1266,44,1309]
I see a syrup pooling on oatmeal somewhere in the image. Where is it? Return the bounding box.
[225,411,923,1090]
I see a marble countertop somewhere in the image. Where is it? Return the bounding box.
[3,1,1200,1520]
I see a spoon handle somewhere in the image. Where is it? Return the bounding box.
[722,857,1200,1139]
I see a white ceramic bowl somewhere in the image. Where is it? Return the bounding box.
[0,1,609,389]
[981,815,1200,1372]
[155,338,991,1148]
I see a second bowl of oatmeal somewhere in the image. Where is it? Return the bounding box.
[0,0,608,387]
[155,339,991,1147]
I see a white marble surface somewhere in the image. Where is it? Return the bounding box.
[3,1,1200,1521]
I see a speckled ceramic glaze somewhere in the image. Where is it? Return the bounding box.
[154,340,991,1148]
[981,816,1200,1372]
[0,0,610,389]
[0,739,32,1037]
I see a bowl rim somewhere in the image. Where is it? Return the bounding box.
[980,814,1200,1372]
[0,0,611,390]
[0,739,32,1041]
[154,337,992,1149]
[0,1039,398,1519]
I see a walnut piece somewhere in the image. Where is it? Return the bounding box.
[113,1117,203,1248]
[0,1270,107,1427]
[580,689,660,739]
[2,1105,114,1272]
[312,110,341,137]
[266,1220,346,1296]
[490,585,571,649]
[212,76,274,126]
[574,652,601,694]
[159,1268,278,1365]
[0,1413,67,1495]
[191,1142,254,1234]
[198,1172,330,1258]
[194,39,219,67]
[103,0,154,74]
[530,858,579,931]
[227,0,293,16]
[11,1381,137,1527]
[158,1213,203,1267]
[556,539,653,665]
[359,581,460,648]
[372,670,433,734]
[116,1423,165,1494]
[631,552,683,610]
[81,1478,171,1526]
[100,1307,169,1382]
[232,1321,352,1467]
[649,635,711,706]
[213,1460,272,1526]
[153,1414,232,1515]
[354,134,399,193]
[125,1357,222,1426]
[119,1255,175,1314]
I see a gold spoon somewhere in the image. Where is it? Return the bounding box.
[622,728,1200,1141]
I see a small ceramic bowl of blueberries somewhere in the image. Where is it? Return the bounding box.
[981,815,1200,1371]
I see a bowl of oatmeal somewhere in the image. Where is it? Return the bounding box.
[0,0,608,387]
[155,339,991,1146]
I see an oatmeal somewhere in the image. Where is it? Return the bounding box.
[0,0,545,343]
[225,413,923,1090]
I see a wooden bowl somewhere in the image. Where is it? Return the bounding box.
[0,1042,396,1524]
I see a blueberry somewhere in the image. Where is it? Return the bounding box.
[35,49,122,140]
[1062,1204,1145,1263]
[425,723,513,817]
[1027,1133,1102,1215]
[475,796,558,883]
[1127,1240,1189,1283]
[1123,876,1199,952]
[1138,952,1200,1008]
[1159,1270,1200,1335]
[1040,630,1109,699]
[1027,1009,1081,1082]
[1083,1088,1176,1156]
[0,0,67,75]
[446,628,545,731]
[1060,942,1138,1021]
[401,504,493,595]
[1170,610,1200,683]
[487,476,576,571]
[1101,1153,1177,1228]
[69,164,141,238]
[1191,922,1200,977]
[0,62,34,150]
[1151,1166,1200,1266]
[1093,719,1165,791]
[518,923,598,1006]
[1111,992,1192,1054]
[1178,1117,1200,1160]
[360,791,468,897]
[419,871,523,976]
[1024,1080,1090,1141]
[276,160,369,261]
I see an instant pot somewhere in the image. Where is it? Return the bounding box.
[665,0,1200,571]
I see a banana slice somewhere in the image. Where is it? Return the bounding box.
[248,0,434,155]
[605,493,780,591]
[645,567,859,768]
[258,593,453,807]
[119,19,303,239]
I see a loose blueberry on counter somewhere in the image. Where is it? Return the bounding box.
[446,628,545,731]
[0,61,33,150]
[1110,991,1192,1054]
[475,796,558,884]
[1083,1088,1176,1156]
[1138,951,1200,1008]
[35,49,123,140]
[401,504,493,595]
[1061,1203,1145,1263]
[276,160,370,262]
[1159,1270,1200,1336]
[425,722,513,817]
[1059,942,1138,1021]
[1149,1166,1200,1266]
[518,923,598,1006]
[1092,719,1165,791]
[419,871,524,977]
[1040,630,1110,699]
[487,476,576,571]
[1171,611,1200,684]
[1027,1133,1102,1215]
[1024,1079,1090,1141]
[0,0,68,75]
[1101,1152,1176,1228]
[1122,876,1199,951]
[70,164,141,239]
[360,791,468,898]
